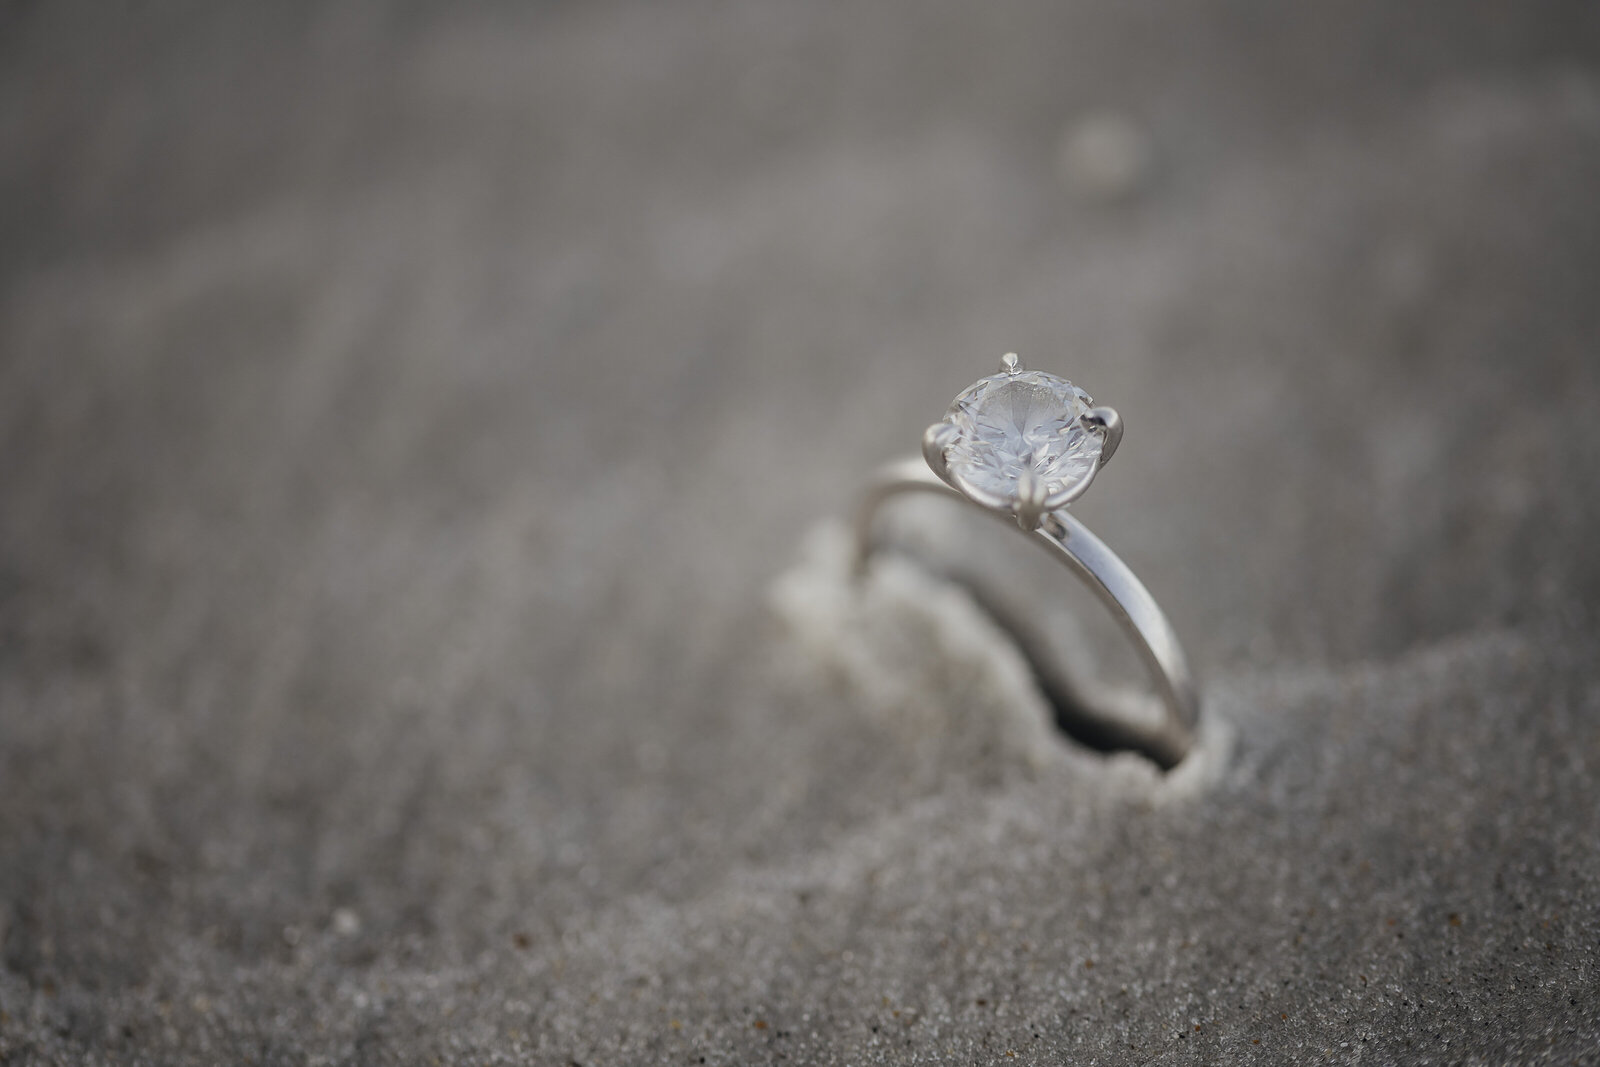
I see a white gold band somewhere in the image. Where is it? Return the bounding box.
[855,458,1200,768]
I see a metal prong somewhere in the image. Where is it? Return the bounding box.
[999,352,1023,375]
[1014,466,1049,532]
[922,422,959,484]
[1083,406,1123,468]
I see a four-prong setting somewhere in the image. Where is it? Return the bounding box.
[1082,405,1122,468]
[921,420,962,487]
[924,356,1119,531]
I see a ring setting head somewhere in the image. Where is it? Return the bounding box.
[924,354,1119,531]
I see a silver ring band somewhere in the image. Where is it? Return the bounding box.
[855,458,1200,768]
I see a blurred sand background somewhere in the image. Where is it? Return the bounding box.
[2,2,1599,1062]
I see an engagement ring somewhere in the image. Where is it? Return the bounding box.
[855,353,1200,767]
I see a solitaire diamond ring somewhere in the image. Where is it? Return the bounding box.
[855,353,1200,768]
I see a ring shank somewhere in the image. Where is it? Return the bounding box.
[855,459,1199,767]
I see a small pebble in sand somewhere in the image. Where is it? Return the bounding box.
[1058,112,1154,202]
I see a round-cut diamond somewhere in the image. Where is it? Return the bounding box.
[943,370,1102,504]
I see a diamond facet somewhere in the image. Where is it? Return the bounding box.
[940,370,1103,506]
